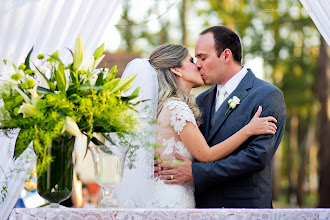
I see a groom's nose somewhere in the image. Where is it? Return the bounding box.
[196,60,202,68]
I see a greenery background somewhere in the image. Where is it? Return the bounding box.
[104,0,330,208]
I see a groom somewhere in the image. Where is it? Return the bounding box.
[159,26,286,208]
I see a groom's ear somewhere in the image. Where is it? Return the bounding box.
[170,67,182,77]
[223,48,233,63]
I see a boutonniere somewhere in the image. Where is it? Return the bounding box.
[225,95,242,116]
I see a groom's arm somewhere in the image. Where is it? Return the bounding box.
[192,88,286,193]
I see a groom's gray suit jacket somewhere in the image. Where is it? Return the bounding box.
[192,69,286,208]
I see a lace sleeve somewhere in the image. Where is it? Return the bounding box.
[164,100,198,135]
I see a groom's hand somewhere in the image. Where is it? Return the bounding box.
[160,153,194,184]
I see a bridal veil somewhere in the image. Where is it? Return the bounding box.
[113,58,158,208]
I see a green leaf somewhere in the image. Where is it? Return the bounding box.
[78,84,104,91]
[70,70,78,85]
[24,47,34,70]
[73,36,83,71]
[104,65,118,82]
[95,71,104,86]
[49,54,62,63]
[55,62,66,92]
[124,87,140,100]
[14,130,33,158]
[84,134,91,159]
[37,87,55,94]
[93,43,104,60]
[110,73,137,94]
[103,78,120,90]
[91,136,114,154]
[103,134,116,145]
[47,51,59,62]
[91,136,104,146]
[66,47,73,57]
[66,85,78,97]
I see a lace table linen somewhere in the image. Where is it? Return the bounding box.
[9,208,330,220]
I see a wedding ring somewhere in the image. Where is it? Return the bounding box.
[171,175,174,180]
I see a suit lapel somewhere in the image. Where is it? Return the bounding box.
[207,70,255,143]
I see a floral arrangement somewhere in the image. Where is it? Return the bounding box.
[0,36,140,173]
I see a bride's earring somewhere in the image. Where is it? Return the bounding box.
[170,67,182,77]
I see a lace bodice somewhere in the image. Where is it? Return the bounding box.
[146,99,196,209]
[156,99,197,162]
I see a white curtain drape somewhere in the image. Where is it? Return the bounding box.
[0,0,119,218]
[299,0,330,46]
[0,0,120,73]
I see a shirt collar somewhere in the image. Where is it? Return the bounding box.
[217,66,248,96]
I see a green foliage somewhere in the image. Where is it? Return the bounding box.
[0,36,140,174]
[93,43,104,60]
[0,166,8,204]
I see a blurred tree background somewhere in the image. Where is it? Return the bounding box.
[112,0,330,207]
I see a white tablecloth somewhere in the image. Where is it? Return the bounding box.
[9,208,330,220]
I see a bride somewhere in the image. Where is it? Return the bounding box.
[115,44,277,209]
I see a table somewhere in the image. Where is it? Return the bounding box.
[9,208,330,219]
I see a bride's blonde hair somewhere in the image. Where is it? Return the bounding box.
[149,44,201,124]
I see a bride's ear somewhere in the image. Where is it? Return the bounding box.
[170,67,182,77]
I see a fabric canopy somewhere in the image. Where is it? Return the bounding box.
[0,0,120,74]
[299,0,330,46]
[0,0,119,219]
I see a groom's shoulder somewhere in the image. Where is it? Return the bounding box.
[252,73,282,94]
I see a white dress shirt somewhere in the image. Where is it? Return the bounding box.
[215,66,248,111]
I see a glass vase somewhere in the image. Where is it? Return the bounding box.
[36,132,74,208]
[89,134,128,208]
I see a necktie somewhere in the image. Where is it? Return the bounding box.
[215,86,226,112]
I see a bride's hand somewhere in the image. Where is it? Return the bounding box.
[246,106,277,136]
[154,152,162,177]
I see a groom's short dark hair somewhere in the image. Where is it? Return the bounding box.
[200,26,242,64]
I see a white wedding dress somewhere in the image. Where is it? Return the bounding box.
[146,98,196,209]
[116,59,196,208]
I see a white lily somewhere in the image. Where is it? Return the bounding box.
[80,54,105,73]
[3,58,15,78]
[1,59,21,86]
[62,116,82,137]
[18,103,37,118]
[94,54,105,69]
[27,86,39,106]
[74,135,87,173]
[35,66,50,89]
[14,87,32,104]
[65,68,70,91]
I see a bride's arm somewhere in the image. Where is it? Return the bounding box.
[180,106,277,162]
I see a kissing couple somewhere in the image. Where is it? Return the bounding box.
[113,25,286,209]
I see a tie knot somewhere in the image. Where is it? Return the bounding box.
[218,86,226,96]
